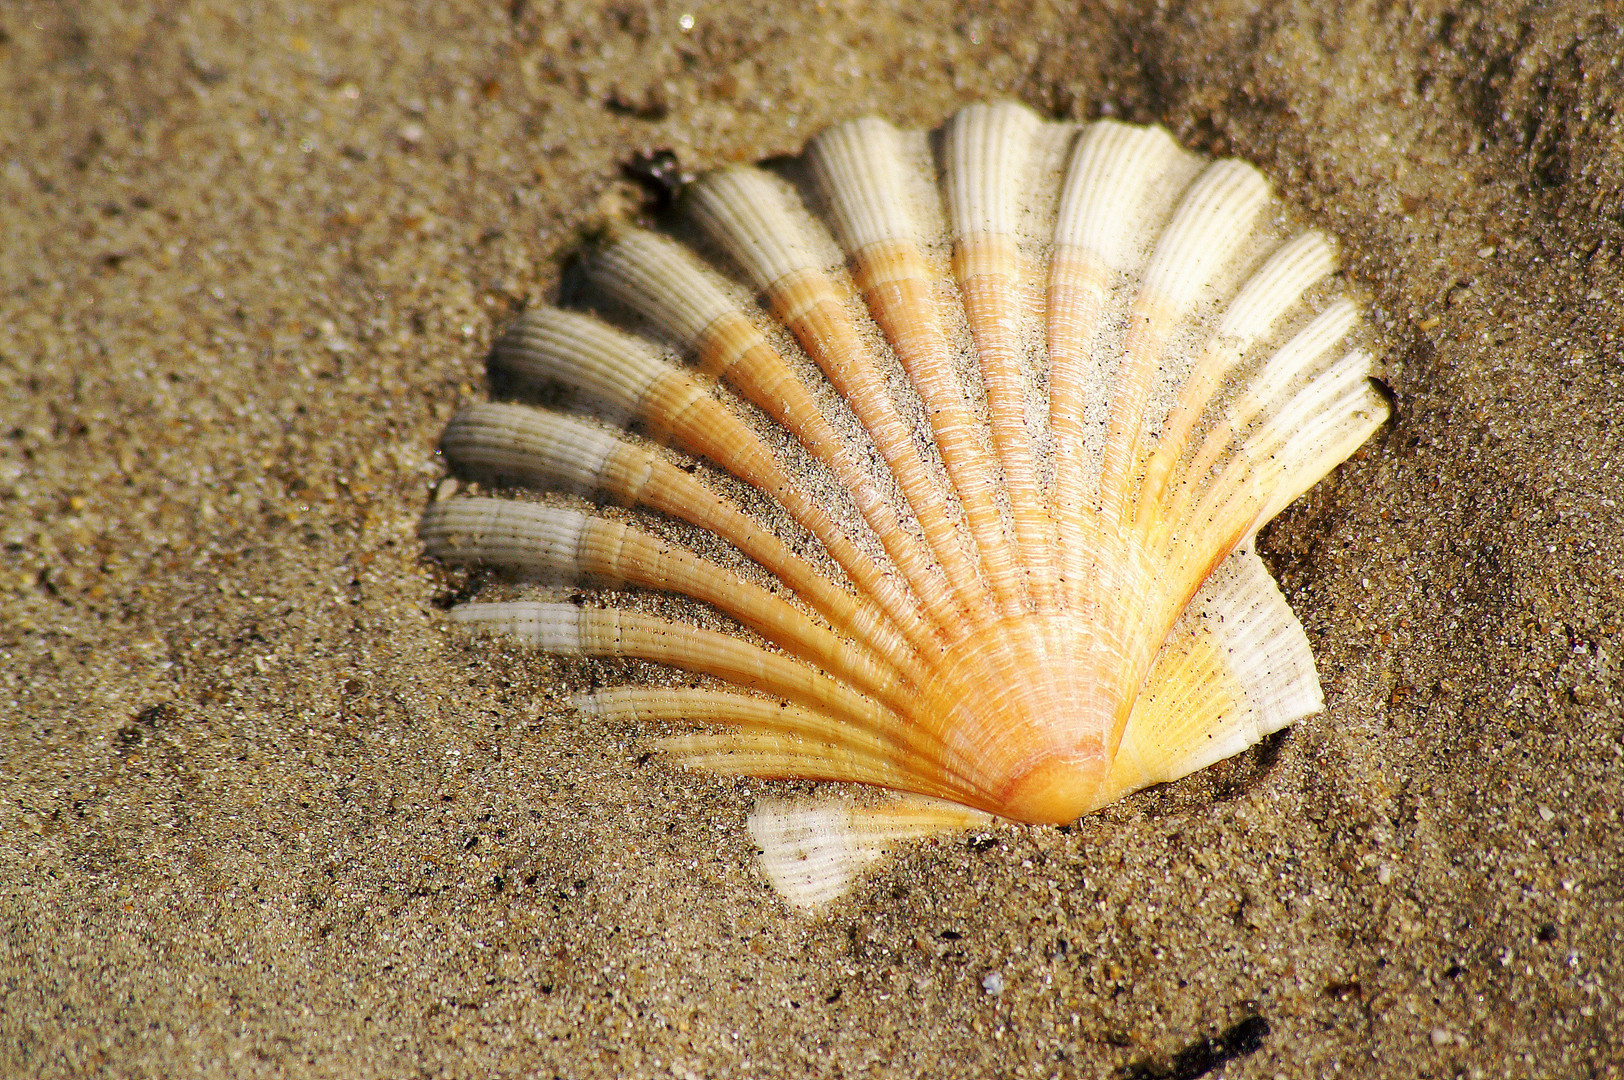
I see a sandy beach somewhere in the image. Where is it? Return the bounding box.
[3,0,1621,1075]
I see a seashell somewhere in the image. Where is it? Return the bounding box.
[422,102,1389,910]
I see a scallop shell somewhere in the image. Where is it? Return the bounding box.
[423,102,1389,909]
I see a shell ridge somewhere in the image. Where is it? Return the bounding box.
[1251,359,1387,524]
[456,601,904,737]
[1095,161,1271,528]
[654,392,941,658]
[685,162,999,628]
[494,307,676,424]
[1139,161,1272,310]
[660,731,972,802]
[439,403,940,679]
[813,118,1028,619]
[422,497,592,576]
[447,599,589,654]
[423,498,923,707]
[944,102,1057,610]
[1158,355,1385,604]
[684,168,833,285]
[677,313,972,638]
[804,115,912,250]
[1053,120,1200,268]
[1157,299,1360,544]
[582,686,967,789]
[1167,325,1367,550]
[1132,231,1340,533]
[592,230,967,640]
[441,401,618,495]
[490,304,944,653]
[588,229,737,348]
[1046,121,1200,606]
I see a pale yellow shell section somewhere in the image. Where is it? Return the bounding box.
[423,102,1388,907]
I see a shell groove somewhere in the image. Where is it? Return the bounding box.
[424,102,1388,908]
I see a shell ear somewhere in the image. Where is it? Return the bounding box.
[747,795,991,912]
[1094,544,1322,807]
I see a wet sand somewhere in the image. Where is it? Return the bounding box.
[3,0,1621,1075]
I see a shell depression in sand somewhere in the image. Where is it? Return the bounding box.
[420,102,1389,909]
